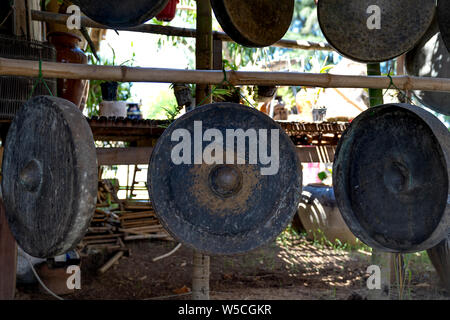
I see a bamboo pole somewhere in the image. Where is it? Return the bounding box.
[31,10,333,52]
[2,57,450,92]
[367,63,384,107]
[192,0,211,301]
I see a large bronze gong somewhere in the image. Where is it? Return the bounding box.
[72,0,169,28]
[210,0,295,47]
[406,17,450,116]
[148,103,302,255]
[2,96,98,258]
[318,0,436,63]
[334,104,449,253]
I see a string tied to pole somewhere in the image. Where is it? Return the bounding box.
[197,66,256,108]
[29,60,54,99]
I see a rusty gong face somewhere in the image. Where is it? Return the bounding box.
[211,0,295,47]
[72,0,169,28]
[334,104,450,253]
[2,96,98,258]
[318,0,436,63]
[148,103,302,255]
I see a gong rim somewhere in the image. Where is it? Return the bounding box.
[318,0,436,63]
[211,0,294,48]
[406,18,450,116]
[148,103,302,255]
[333,104,450,253]
[2,96,98,258]
[438,0,450,54]
[72,0,170,28]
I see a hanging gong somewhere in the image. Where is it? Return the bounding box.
[71,0,170,28]
[406,19,450,116]
[438,0,450,54]
[2,96,98,258]
[317,0,436,63]
[334,104,449,253]
[210,0,295,47]
[148,103,302,255]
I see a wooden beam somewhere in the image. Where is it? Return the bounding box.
[97,147,153,166]
[195,0,213,106]
[30,10,333,52]
[96,146,335,166]
[0,200,17,300]
[2,57,450,91]
[13,0,28,37]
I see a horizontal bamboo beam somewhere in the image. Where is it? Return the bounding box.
[31,10,333,52]
[1,57,450,91]
[95,146,334,165]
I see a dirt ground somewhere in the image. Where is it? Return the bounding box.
[15,232,449,300]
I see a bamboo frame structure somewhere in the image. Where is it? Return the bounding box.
[1,57,450,92]
[31,10,333,52]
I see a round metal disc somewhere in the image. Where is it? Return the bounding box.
[211,0,294,48]
[334,104,449,253]
[72,0,170,28]
[438,0,450,54]
[2,96,98,258]
[148,103,302,255]
[318,0,436,63]
[406,20,450,116]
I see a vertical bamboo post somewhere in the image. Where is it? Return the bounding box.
[0,1,27,300]
[367,63,384,107]
[366,62,393,300]
[0,199,17,300]
[13,0,28,38]
[192,0,212,300]
[195,0,213,105]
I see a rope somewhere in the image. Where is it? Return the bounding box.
[29,60,54,99]
[197,66,256,108]
[383,69,415,105]
[152,243,182,262]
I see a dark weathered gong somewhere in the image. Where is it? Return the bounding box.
[318,0,436,63]
[2,96,98,258]
[210,0,294,47]
[406,20,450,116]
[334,104,449,253]
[438,0,450,54]
[72,0,169,28]
[148,103,302,255]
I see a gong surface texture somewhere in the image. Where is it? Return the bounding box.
[211,0,294,47]
[438,0,450,54]
[334,104,449,253]
[149,103,302,255]
[2,96,97,258]
[72,0,169,28]
[406,26,450,115]
[318,0,436,63]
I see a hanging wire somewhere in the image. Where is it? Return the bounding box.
[25,255,64,301]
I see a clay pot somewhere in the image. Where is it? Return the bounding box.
[48,32,87,110]
[100,81,119,101]
[297,184,358,246]
[156,0,179,22]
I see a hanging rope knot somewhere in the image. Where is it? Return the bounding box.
[197,67,255,108]
[384,72,414,105]
[29,60,54,99]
